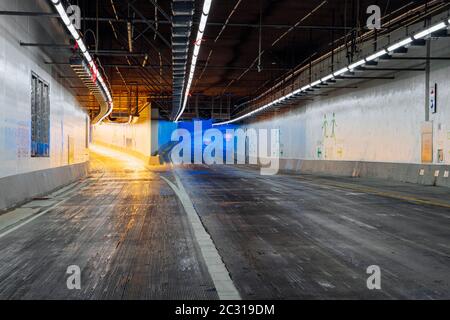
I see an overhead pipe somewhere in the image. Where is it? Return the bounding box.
[174,0,213,122]
[213,19,450,126]
[49,0,113,125]
[171,0,195,120]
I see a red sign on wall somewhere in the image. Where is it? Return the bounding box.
[90,62,98,84]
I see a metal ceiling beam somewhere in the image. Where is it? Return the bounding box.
[315,85,358,89]
[95,50,148,57]
[20,42,71,48]
[358,67,426,72]
[92,63,293,71]
[148,0,172,22]
[128,3,171,48]
[79,17,352,31]
[0,11,58,17]
[334,76,396,80]
[386,57,450,61]
[105,13,173,89]
[171,0,195,120]
[47,61,296,71]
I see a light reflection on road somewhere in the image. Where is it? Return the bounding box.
[89,144,147,172]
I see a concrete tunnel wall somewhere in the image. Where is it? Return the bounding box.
[92,107,165,163]
[93,107,153,157]
[0,0,89,209]
[243,38,450,186]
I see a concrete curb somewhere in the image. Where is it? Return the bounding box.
[0,162,89,211]
[276,159,450,188]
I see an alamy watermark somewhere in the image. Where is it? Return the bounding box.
[366,265,381,290]
[367,5,382,30]
[67,5,81,29]
[66,265,81,290]
[170,121,280,176]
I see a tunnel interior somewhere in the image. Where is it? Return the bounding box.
[0,0,449,305]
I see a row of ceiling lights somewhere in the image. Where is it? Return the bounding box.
[213,20,449,126]
[51,0,113,124]
[174,0,213,122]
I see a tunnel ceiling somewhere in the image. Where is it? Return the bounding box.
[74,0,423,120]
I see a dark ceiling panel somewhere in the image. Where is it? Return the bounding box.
[76,0,424,120]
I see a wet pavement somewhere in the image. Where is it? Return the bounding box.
[0,146,449,299]
[175,165,450,300]
[0,147,217,299]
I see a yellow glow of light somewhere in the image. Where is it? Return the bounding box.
[89,144,146,171]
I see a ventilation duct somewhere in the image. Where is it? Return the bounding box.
[70,56,110,125]
[171,0,195,120]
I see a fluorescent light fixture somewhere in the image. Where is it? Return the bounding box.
[387,37,413,52]
[90,64,98,77]
[76,39,86,53]
[142,54,149,67]
[301,85,311,91]
[54,3,70,26]
[213,19,445,127]
[95,102,114,125]
[203,0,213,14]
[321,74,334,82]
[193,44,201,57]
[175,0,213,122]
[127,22,133,53]
[365,49,387,62]
[67,24,80,41]
[198,15,208,33]
[413,22,447,39]
[333,67,349,77]
[52,0,113,124]
[84,51,93,63]
[348,59,365,70]
[285,93,294,99]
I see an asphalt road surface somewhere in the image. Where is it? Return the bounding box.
[0,146,449,299]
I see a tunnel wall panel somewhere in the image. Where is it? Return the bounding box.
[275,159,450,188]
[243,38,450,186]
[92,107,153,158]
[0,1,89,208]
[0,162,88,210]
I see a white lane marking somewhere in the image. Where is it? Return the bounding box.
[0,159,106,239]
[0,204,60,239]
[22,200,58,208]
[0,180,91,239]
[0,208,40,232]
[318,281,335,289]
[339,215,377,230]
[161,174,241,300]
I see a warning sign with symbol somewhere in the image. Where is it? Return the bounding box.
[430,83,437,114]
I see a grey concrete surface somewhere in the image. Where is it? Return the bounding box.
[175,164,450,299]
[276,159,450,188]
[1,148,450,300]
[0,152,217,300]
[0,162,89,211]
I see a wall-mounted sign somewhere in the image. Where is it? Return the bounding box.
[437,149,444,163]
[430,83,437,114]
[421,122,433,163]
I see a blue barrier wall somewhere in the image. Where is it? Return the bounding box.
[173,119,239,162]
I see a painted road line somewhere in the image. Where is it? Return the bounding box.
[292,176,450,209]
[0,181,89,239]
[0,159,106,239]
[339,215,377,230]
[161,174,241,300]
[0,208,40,233]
